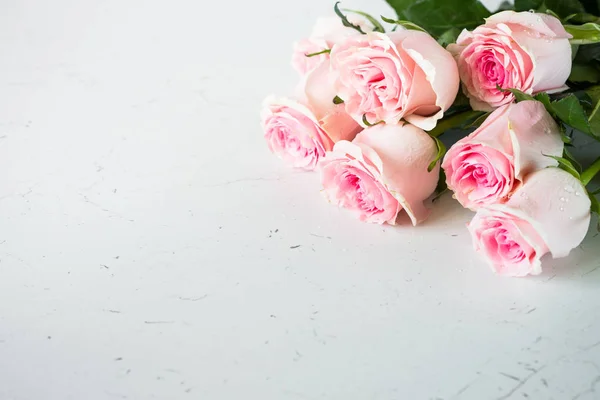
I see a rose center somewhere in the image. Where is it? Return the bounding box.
[344,172,382,213]
[495,229,525,262]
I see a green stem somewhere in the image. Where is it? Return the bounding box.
[305,49,331,57]
[429,110,484,138]
[581,156,600,186]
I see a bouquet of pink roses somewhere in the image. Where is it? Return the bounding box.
[261,0,600,277]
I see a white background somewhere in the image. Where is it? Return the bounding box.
[2,0,600,399]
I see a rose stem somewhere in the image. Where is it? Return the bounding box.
[581,156,600,186]
[429,110,485,138]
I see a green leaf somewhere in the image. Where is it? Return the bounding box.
[585,85,600,105]
[579,0,600,15]
[437,27,461,46]
[432,169,448,202]
[559,123,574,144]
[383,0,490,36]
[305,49,331,57]
[544,0,586,17]
[514,0,543,11]
[563,147,582,172]
[429,110,485,137]
[507,88,535,102]
[564,12,600,24]
[551,94,592,134]
[334,2,366,34]
[465,112,491,129]
[544,155,582,180]
[428,135,446,172]
[565,23,600,45]
[569,63,600,83]
[588,93,600,133]
[344,9,385,33]
[332,96,344,105]
[534,92,555,116]
[581,156,600,185]
[381,16,428,32]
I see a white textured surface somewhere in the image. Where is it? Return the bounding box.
[2,0,600,399]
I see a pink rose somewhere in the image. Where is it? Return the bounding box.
[261,94,361,170]
[442,100,563,210]
[262,97,333,170]
[329,30,459,130]
[320,123,440,225]
[468,168,591,277]
[292,16,371,76]
[448,11,572,111]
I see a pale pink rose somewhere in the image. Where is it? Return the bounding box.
[448,11,572,111]
[261,94,361,170]
[262,97,333,170]
[320,123,440,225]
[442,100,563,210]
[292,16,371,76]
[468,168,591,277]
[330,30,460,130]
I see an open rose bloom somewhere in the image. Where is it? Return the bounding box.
[262,97,333,170]
[469,168,591,277]
[442,101,563,210]
[320,124,439,225]
[449,11,572,111]
[330,30,459,130]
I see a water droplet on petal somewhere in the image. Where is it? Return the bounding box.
[575,191,581,196]
[560,197,566,202]
[559,206,565,211]
[565,186,575,193]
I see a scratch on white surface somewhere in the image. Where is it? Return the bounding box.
[572,375,600,400]
[450,376,481,399]
[582,265,600,276]
[80,195,134,222]
[496,365,546,400]
[499,372,521,381]
[581,340,600,352]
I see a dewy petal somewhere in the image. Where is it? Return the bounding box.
[507,100,563,179]
[354,123,439,225]
[485,11,571,38]
[494,168,591,259]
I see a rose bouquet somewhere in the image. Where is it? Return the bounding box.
[261,0,600,277]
